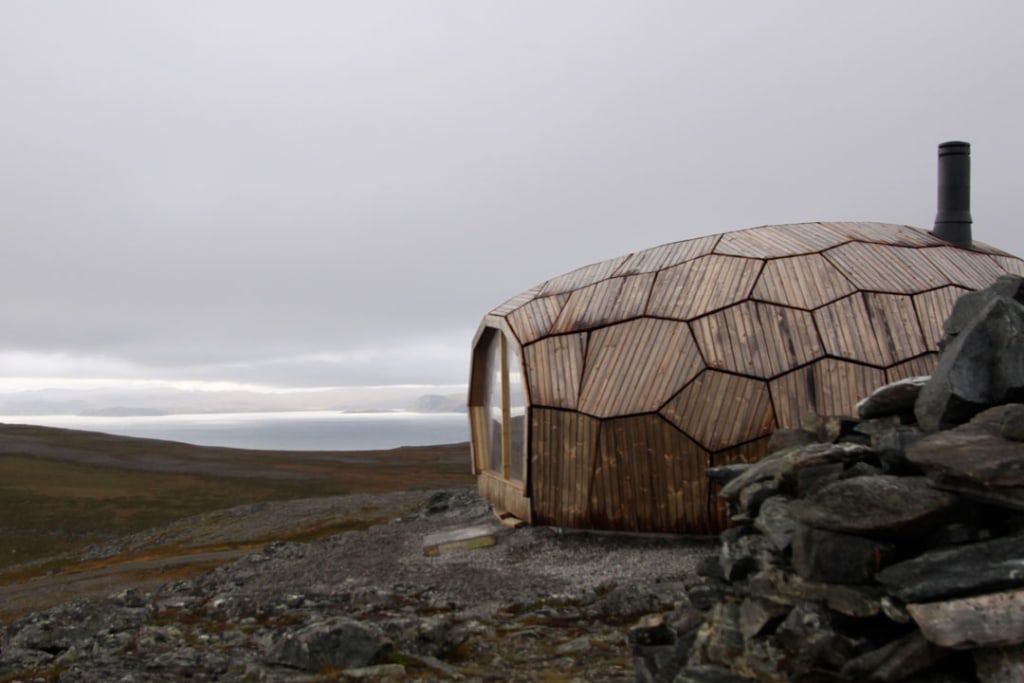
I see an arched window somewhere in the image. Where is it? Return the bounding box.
[473,328,526,484]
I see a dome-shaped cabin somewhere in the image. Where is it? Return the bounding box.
[468,220,1024,533]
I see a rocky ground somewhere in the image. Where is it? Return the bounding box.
[0,487,717,682]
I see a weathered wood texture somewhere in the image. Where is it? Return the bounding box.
[753,253,856,309]
[914,286,969,350]
[530,408,600,528]
[661,371,776,451]
[470,222,1024,533]
[691,302,822,378]
[476,472,531,523]
[577,318,702,417]
[647,255,763,320]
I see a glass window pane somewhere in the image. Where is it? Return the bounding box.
[484,333,503,473]
[506,345,526,482]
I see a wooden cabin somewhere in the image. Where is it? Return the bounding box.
[468,220,1024,534]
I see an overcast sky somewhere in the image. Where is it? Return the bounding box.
[1,1,1022,401]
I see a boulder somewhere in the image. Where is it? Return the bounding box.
[916,296,1024,432]
[940,274,1024,348]
[787,475,959,537]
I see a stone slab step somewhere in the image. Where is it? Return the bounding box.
[422,525,497,556]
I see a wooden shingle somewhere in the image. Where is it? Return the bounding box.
[691,301,823,378]
[578,318,703,417]
[660,370,776,451]
[506,294,567,345]
[824,242,949,293]
[815,292,927,367]
[613,234,720,275]
[550,274,654,334]
[523,333,587,409]
[752,253,857,310]
[648,254,763,320]
[715,223,848,258]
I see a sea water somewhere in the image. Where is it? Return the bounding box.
[0,411,469,451]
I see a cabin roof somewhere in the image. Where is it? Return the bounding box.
[481,221,1023,431]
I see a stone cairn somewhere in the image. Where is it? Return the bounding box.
[631,275,1024,683]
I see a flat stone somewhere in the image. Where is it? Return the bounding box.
[840,630,944,682]
[907,405,1024,488]
[791,525,893,585]
[788,475,959,537]
[857,376,930,419]
[974,644,1024,683]
[876,533,1024,602]
[746,567,883,618]
[705,463,751,487]
[422,525,497,556]
[916,295,1024,432]
[719,442,873,501]
[908,588,1024,649]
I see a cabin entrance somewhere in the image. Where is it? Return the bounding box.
[468,326,531,522]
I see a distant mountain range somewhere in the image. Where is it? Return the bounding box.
[411,394,467,413]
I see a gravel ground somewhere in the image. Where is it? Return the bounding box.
[232,487,719,607]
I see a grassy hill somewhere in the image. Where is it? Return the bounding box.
[0,422,473,575]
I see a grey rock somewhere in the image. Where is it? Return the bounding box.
[1002,404,1024,441]
[857,376,930,419]
[736,480,777,518]
[876,533,1024,602]
[788,475,959,537]
[908,405,1024,489]
[718,530,780,582]
[705,464,751,487]
[737,596,788,639]
[791,525,894,584]
[752,496,799,552]
[940,274,1024,347]
[872,424,924,473]
[773,601,863,673]
[974,644,1024,683]
[840,630,944,682]
[916,295,1024,432]
[745,566,884,618]
[265,617,391,672]
[908,588,1024,649]
[719,442,874,501]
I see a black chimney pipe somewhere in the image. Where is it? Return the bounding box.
[932,141,972,248]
